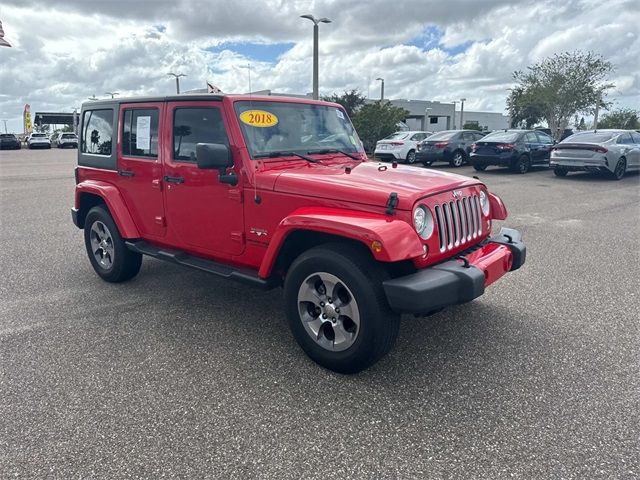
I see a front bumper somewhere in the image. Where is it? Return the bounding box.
[382,227,526,314]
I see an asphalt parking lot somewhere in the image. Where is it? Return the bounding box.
[1,148,639,479]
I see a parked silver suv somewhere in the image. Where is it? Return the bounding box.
[550,130,640,180]
[57,132,78,148]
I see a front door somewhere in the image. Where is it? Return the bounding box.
[117,103,166,239]
[162,101,244,257]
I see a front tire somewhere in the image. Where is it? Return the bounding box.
[450,150,466,167]
[284,243,400,374]
[84,206,142,283]
[406,149,416,164]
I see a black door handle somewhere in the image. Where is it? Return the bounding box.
[118,169,135,177]
[164,175,185,184]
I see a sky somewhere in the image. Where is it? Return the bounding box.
[0,0,638,133]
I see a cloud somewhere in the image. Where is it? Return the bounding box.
[0,0,638,133]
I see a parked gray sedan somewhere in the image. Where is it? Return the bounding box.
[550,130,640,180]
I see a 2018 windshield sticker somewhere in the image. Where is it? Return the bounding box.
[240,110,278,127]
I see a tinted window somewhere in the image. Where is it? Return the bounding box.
[173,108,228,161]
[482,131,520,142]
[524,132,538,143]
[426,131,456,141]
[61,133,77,139]
[122,108,159,158]
[82,109,113,155]
[384,132,409,140]
[462,132,476,142]
[32,133,47,138]
[631,132,640,144]
[536,132,553,144]
[411,133,427,141]
[563,132,616,143]
[617,133,633,144]
[474,132,486,140]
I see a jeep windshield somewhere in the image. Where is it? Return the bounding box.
[234,100,364,159]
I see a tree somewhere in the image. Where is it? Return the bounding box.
[597,108,640,129]
[352,101,409,153]
[322,89,366,118]
[506,51,614,140]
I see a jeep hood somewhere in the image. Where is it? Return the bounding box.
[270,161,481,210]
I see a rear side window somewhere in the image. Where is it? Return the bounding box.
[616,133,633,144]
[122,108,159,158]
[631,132,640,144]
[172,107,229,162]
[524,132,538,143]
[82,109,113,155]
[536,132,553,143]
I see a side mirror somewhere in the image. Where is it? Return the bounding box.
[196,143,232,170]
[195,142,237,186]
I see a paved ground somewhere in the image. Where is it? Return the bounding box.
[1,148,639,479]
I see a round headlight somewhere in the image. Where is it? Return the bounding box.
[479,190,490,216]
[413,205,434,239]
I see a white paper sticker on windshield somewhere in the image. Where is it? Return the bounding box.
[136,116,151,150]
[336,109,345,120]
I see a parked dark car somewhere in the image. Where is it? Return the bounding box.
[416,130,486,167]
[470,129,555,173]
[534,127,574,141]
[0,133,21,150]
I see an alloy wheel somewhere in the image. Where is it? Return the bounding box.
[297,272,360,352]
[90,221,115,269]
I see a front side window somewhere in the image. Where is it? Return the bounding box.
[81,109,113,155]
[234,101,364,157]
[122,108,159,158]
[173,107,228,162]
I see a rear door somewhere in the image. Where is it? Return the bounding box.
[523,132,542,162]
[117,103,166,239]
[162,101,244,257]
[618,133,640,170]
[630,133,640,170]
[535,131,554,162]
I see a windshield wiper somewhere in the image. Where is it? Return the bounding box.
[306,148,360,160]
[254,151,318,163]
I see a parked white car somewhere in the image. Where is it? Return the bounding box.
[550,130,640,180]
[27,133,52,149]
[56,132,78,148]
[374,131,431,164]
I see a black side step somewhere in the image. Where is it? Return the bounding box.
[125,240,277,290]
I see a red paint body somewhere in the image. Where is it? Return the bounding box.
[74,95,514,283]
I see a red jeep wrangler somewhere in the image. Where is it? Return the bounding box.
[72,94,525,373]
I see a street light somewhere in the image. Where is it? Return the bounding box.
[167,72,187,94]
[451,100,458,129]
[105,92,119,99]
[376,77,385,101]
[300,14,331,100]
[424,107,432,130]
[2,119,7,133]
[87,95,98,101]
[459,98,467,129]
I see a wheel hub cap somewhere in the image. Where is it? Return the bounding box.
[297,272,360,352]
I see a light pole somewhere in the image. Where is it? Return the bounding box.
[87,95,98,101]
[2,119,7,133]
[300,14,331,100]
[451,100,458,129]
[105,92,119,99]
[424,107,432,131]
[167,72,186,94]
[376,77,385,101]
[459,98,466,129]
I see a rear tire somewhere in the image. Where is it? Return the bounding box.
[554,167,568,177]
[473,163,487,171]
[284,243,400,374]
[422,161,432,167]
[84,206,142,283]
[450,150,466,167]
[406,149,416,164]
[611,158,626,180]
[512,154,531,174]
